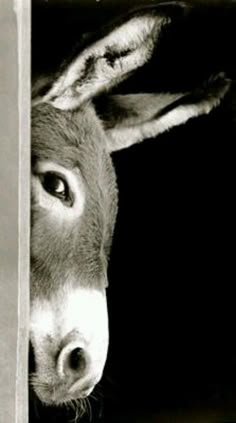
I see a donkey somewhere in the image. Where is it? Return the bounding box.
[31,3,230,406]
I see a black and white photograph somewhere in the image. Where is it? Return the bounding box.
[1,1,236,422]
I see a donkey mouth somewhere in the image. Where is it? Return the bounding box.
[30,378,95,405]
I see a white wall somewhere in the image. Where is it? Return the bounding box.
[0,1,30,421]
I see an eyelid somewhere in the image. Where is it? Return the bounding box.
[34,169,66,181]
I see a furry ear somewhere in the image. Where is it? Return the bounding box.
[32,3,186,110]
[96,74,231,153]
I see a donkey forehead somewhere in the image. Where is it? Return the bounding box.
[31,102,106,169]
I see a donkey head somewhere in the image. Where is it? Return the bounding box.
[31,3,230,406]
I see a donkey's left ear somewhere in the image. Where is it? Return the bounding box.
[32,3,186,110]
[97,73,231,153]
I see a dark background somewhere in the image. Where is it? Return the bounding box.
[31,1,236,422]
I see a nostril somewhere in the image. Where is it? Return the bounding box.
[57,342,88,380]
[69,347,83,371]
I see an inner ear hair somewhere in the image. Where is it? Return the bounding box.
[32,2,188,110]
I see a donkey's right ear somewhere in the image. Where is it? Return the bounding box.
[32,3,186,111]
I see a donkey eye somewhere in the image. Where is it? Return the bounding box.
[40,172,73,206]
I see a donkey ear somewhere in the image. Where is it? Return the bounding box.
[97,74,231,153]
[32,3,185,110]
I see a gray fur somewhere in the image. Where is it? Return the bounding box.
[31,102,118,300]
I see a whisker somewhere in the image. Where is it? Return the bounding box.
[67,398,88,423]
[88,397,94,422]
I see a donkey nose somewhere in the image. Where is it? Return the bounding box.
[57,342,88,383]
